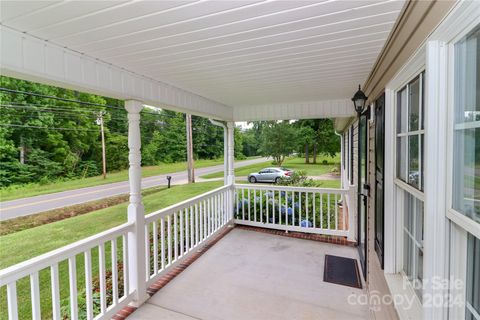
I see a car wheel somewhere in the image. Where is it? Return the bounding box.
[275,177,280,184]
[249,176,257,183]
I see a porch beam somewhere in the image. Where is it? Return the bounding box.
[233,99,355,121]
[125,100,149,306]
[0,26,232,121]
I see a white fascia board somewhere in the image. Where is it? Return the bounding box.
[0,26,233,120]
[334,116,356,132]
[233,99,356,121]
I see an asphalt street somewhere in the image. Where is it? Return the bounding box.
[0,157,268,221]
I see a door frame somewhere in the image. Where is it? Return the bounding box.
[374,93,386,269]
[357,106,370,277]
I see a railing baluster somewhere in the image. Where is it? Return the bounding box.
[342,194,346,230]
[160,218,165,270]
[190,206,195,249]
[335,194,338,230]
[252,189,255,222]
[328,193,331,229]
[242,188,245,221]
[236,190,239,219]
[266,189,269,223]
[247,188,251,221]
[98,244,106,314]
[291,191,295,227]
[313,193,316,228]
[180,209,184,257]
[122,234,129,296]
[278,190,281,225]
[305,192,309,227]
[272,189,275,224]
[68,256,78,320]
[298,192,302,227]
[260,190,263,223]
[320,193,323,229]
[153,221,158,274]
[174,212,178,261]
[84,250,93,320]
[167,215,172,266]
[51,264,61,320]
[214,194,218,230]
[7,282,18,320]
[195,203,199,245]
[200,201,204,241]
[185,208,190,252]
[111,239,118,305]
[145,223,150,279]
[30,272,41,320]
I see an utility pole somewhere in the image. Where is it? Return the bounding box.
[97,111,107,179]
[186,114,195,183]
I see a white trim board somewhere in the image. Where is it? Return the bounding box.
[0,25,233,120]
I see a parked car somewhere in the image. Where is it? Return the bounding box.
[248,167,292,183]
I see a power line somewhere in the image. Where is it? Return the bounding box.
[0,123,100,132]
[0,88,125,110]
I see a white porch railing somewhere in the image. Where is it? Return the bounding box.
[234,184,350,237]
[0,185,232,320]
[144,185,231,286]
[0,184,354,320]
[0,222,134,320]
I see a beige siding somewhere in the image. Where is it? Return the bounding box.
[363,0,455,101]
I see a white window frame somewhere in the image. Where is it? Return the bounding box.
[384,44,426,319]
[427,2,480,320]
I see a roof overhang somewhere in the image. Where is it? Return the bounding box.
[0,1,405,121]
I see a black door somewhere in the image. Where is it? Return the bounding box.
[374,94,385,269]
[358,108,369,277]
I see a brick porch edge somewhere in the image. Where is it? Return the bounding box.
[113,224,356,319]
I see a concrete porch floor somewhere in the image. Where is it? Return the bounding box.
[128,228,369,320]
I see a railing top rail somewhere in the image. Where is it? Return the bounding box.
[0,222,133,286]
[234,183,346,194]
[145,184,231,223]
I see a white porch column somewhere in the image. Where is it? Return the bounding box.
[125,100,149,306]
[226,122,235,185]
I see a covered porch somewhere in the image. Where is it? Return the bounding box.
[0,1,441,319]
[130,227,366,320]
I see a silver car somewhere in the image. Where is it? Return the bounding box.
[248,167,291,183]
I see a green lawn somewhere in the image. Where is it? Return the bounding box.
[0,180,223,319]
[1,158,238,201]
[201,155,340,179]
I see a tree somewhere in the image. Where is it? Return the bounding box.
[259,121,297,165]
[315,119,340,158]
[298,125,315,164]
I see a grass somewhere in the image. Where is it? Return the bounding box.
[0,180,223,319]
[0,186,167,236]
[0,158,229,201]
[201,154,340,179]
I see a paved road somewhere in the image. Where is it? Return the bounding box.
[0,157,269,221]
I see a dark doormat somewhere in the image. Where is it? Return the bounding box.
[323,254,362,289]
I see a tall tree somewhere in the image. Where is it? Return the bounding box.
[259,121,297,166]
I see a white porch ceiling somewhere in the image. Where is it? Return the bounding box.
[0,0,404,120]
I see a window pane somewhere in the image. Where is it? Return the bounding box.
[453,25,480,223]
[397,88,408,133]
[397,136,407,181]
[409,77,420,131]
[455,26,480,124]
[408,135,420,189]
[403,192,424,301]
[466,234,480,320]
